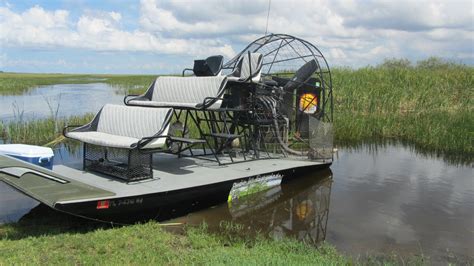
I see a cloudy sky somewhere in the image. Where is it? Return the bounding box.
[0,0,472,74]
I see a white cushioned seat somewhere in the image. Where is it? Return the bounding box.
[125,76,228,110]
[66,132,139,149]
[64,104,173,150]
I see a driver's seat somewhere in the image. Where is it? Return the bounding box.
[183,55,224,77]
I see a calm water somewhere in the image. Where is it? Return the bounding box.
[0,83,125,121]
[0,144,472,263]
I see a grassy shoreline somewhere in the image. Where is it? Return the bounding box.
[1,215,431,265]
[0,221,350,265]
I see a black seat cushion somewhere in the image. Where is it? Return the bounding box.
[193,55,224,76]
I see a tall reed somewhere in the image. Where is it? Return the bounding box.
[332,58,473,159]
[3,114,94,146]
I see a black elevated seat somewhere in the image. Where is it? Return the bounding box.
[182,55,224,77]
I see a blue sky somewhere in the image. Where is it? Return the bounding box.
[0,0,472,74]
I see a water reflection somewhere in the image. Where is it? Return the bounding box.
[340,140,472,166]
[170,170,333,245]
[234,176,331,245]
[329,145,473,263]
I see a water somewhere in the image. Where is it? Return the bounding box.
[0,144,472,263]
[0,182,40,222]
[0,83,125,121]
[328,146,473,263]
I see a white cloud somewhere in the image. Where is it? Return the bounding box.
[0,0,472,72]
[329,48,347,60]
[336,0,473,31]
[109,11,122,22]
[0,5,236,58]
[136,0,473,66]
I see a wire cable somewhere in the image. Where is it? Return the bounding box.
[264,0,271,35]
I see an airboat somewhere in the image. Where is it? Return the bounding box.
[0,34,334,219]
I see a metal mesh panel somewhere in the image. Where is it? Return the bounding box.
[258,123,287,158]
[84,144,152,181]
[245,95,334,161]
[308,117,333,160]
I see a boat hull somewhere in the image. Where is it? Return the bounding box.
[56,163,329,218]
[0,154,331,220]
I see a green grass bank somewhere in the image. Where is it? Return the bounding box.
[1,219,430,265]
[0,222,347,265]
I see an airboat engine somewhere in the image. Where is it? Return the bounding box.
[223,34,334,161]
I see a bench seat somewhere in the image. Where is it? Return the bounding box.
[63,104,173,181]
[64,104,173,150]
[125,76,227,110]
[66,131,139,149]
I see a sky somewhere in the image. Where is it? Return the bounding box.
[0,0,472,74]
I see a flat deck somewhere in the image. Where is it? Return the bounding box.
[54,153,327,204]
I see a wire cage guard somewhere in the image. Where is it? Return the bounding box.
[83,143,153,181]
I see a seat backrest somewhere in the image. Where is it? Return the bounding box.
[193,55,224,76]
[96,104,172,138]
[283,59,319,91]
[149,76,227,105]
[192,60,208,76]
[229,52,263,82]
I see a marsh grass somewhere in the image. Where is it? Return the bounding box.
[1,114,94,146]
[332,58,473,160]
[0,73,99,95]
[102,74,156,95]
[0,72,156,95]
